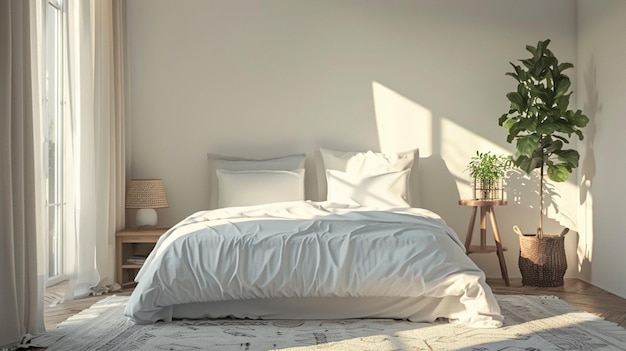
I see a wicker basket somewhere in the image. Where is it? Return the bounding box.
[518,234,567,287]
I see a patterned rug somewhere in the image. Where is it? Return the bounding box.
[32,295,626,350]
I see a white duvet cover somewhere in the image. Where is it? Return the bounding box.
[125,201,503,328]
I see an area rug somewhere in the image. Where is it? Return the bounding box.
[34,295,626,350]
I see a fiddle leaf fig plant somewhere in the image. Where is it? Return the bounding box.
[499,39,589,236]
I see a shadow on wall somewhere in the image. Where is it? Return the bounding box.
[505,169,560,235]
[418,155,460,215]
[506,167,584,236]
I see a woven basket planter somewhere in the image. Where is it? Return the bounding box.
[518,234,567,287]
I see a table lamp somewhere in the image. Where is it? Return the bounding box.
[125,179,169,227]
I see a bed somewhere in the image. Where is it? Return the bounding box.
[124,149,503,328]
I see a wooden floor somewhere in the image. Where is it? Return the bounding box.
[488,278,626,329]
[44,278,626,330]
[44,283,131,330]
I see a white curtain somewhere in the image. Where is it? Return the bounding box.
[0,0,126,345]
[0,0,46,346]
[63,0,126,300]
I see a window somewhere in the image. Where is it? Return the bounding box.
[43,0,64,283]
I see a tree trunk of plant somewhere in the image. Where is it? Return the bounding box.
[538,162,544,238]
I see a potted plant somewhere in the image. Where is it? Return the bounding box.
[499,39,589,287]
[467,151,511,200]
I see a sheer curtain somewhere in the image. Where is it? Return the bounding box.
[63,0,126,300]
[0,0,46,346]
[0,0,126,345]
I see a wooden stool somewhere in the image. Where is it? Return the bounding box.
[459,199,509,286]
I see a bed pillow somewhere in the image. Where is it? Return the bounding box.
[325,169,411,208]
[216,169,305,208]
[320,148,416,175]
[207,153,306,209]
[317,148,418,205]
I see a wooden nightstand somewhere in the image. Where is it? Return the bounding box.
[116,227,168,288]
[459,199,509,286]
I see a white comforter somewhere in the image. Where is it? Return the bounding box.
[125,201,503,328]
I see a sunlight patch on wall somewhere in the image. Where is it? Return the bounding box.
[440,118,510,199]
[544,179,578,232]
[371,81,432,156]
[578,179,593,271]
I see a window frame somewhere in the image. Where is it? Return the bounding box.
[43,0,66,286]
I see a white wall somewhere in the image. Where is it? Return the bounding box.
[577,1,626,298]
[125,0,579,279]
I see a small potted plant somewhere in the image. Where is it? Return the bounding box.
[499,39,588,287]
[467,151,511,200]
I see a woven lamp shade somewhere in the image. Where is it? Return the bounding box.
[125,179,169,209]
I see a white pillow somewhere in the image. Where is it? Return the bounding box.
[320,148,416,175]
[207,153,306,208]
[325,169,411,208]
[216,169,305,208]
[317,148,418,205]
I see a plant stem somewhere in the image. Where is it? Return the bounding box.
[539,158,544,238]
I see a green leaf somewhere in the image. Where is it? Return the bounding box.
[537,122,559,135]
[522,58,534,70]
[556,94,571,113]
[514,154,543,174]
[517,83,528,97]
[498,114,508,126]
[510,64,530,82]
[555,149,580,168]
[575,129,584,140]
[508,123,527,139]
[547,164,570,182]
[558,62,574,72]
[553,135,569,144]
[555,79,571,98]
[518,69,529,81]
[570,110,589,128]
[544,139,564,153]
[544,56,557,69]
[539,39,553,58]
[546,74,554,90]
[505,72,519,81]
[506,134,515,143]
[517,118,538,133]
[530,155,544,170]
[513,155,533,174]
[517,135,540,157]
[534,43,543,61]
[502,118,517,132]
[533,59,546,78]
[559,124,576,135]
[506,92,525,112]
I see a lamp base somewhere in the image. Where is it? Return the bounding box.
[136,208,158,227]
